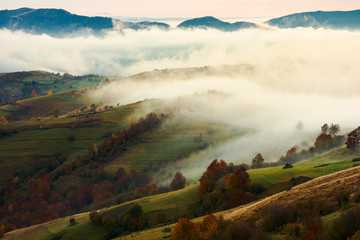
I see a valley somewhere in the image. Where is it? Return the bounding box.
[1,3,360,239]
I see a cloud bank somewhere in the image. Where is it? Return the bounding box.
[2,27,360,166]
[0,27,359,78]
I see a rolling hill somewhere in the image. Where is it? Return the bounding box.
[0,71,104,105]
[177,16,257,31]
[0,75,247,235]
[3,144,360,240]
[1,8,360,37]
[1,66,360,239]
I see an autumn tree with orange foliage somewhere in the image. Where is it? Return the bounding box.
[171,218,202,240]
[199,214,219,239]
[199,159,228,196]
[286,146,299,157]
[171,215,222,240]
[314,133,333,152]
[30,89,38,98]
[227,189,249,208]
[1,116,8,124]
[225,166,250,192]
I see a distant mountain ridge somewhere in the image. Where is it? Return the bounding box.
[1,8,360,37]
[266,10,360,29]
[177,16,257,31]
[0,8,170,37]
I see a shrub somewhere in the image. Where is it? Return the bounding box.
[334,190,350,207]
[69,218,76,226]
[163,227,172,233]
[283,223,302,238]
[155,213,168,225]
[305,221,323,240]
[89,211,103,225]
[250,230,272,240]
[105,228,122,240]
[171,218,201,240]
[248,182,265,194]
[0,225,4,238]
[223,221,252,240]
[353,192,360,203]
[170,172,186,191]
[283,163,293,169]
[263,203,297,231]
[330,206,360,240]
[102,215,116,229]
[318,200,338,216]
[227,189,248,208]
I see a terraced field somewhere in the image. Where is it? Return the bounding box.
[0,92,244,190]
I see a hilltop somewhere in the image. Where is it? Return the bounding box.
[177,16,257,31]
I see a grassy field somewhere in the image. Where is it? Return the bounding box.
[0,71,104,105]
[104,118,243,175]
[0,94,244,191]
[0,106,134,188]
[249,146,360,193]
[0,96,149,188]
[10,213,108,240]
[8,184,200,240]
[0,104,20,118]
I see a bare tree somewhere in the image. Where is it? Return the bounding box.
[329,124,340,137]
[251,153,265,169]
[321,123,329,134]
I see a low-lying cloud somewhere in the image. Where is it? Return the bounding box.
[1,27,359,78]
[2,27,360,167]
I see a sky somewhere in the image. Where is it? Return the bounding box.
[2,0,360,19]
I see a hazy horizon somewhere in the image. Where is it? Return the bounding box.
[2,0,360,19]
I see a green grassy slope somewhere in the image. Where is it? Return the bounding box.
[9,184,200,240]
[249,146,360,193]
[0,100,141,188]
[0,93,244,191]
[104,119,241,175]
[0,89,98,122]
[0,71,104,105]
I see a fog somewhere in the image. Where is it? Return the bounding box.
[1,27,360,168]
